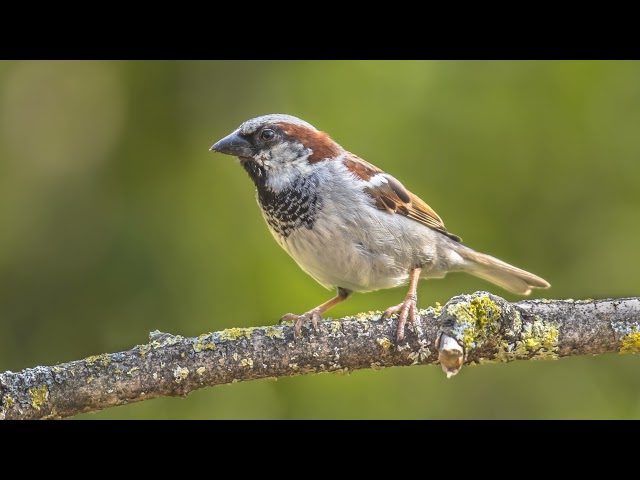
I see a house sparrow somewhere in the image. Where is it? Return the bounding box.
[210,114,550,342]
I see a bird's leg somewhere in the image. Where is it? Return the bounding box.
[280,287,352,338]
[380,267,422,343]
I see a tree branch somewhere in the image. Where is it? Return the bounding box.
[1,291,639,419]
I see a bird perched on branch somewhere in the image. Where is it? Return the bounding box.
[210,114,550,342]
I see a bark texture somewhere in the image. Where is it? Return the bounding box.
[1,291,639,419]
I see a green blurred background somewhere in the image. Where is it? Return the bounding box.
[1,60,639,419]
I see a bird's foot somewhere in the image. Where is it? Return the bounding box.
[280,308,323,339]
[380,292,418,343]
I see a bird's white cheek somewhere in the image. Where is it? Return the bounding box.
[266,167,297,191]
[265,158,315,192]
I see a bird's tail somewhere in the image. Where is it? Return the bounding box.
[451,243,550,295]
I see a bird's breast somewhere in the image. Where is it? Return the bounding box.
[256,173,322,239]
[253,163,442,292]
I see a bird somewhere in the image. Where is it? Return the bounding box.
[210,114,550,342]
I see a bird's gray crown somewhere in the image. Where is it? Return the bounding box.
[238,114,317,135]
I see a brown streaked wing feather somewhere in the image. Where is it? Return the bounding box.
[342,154,383,180]
[343,153,461,242]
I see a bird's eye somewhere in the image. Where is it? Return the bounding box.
[260,129,276,141]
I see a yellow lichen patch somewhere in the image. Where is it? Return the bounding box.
[620,329,640,354]
[193,334,216,353]
[330,321,342,336]
[115,368,122,374]
[138,345,153,359]
[376,338,391,350]
[85,353,112,367]
[99,354,112,366]
[232,353,239,361]
[138,341,160,357]
[219,327,255,341]
[515,318,559,360]
[354,311,378,321]
[239,358,254,368]
[196,367,206,375]
[264,325,285,339]
[85,355,101,364]
[447,295,502,351]
[494,342,516,363]
[431,302,444,316]
[87,377,94,384]
[29,385,49,410]
[174,366,189,383]
[127,367,140,375]
[4,394,14,409]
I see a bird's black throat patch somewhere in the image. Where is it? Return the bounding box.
[256,173,321,239]
[240,157,266,186]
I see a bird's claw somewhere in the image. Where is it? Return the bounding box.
[280,309,323,338]
[380,293,418,343]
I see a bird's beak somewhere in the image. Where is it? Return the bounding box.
[209,131,254,157]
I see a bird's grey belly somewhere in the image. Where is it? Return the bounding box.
[272,213,431,292]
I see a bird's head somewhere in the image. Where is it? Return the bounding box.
[210,114,343,189]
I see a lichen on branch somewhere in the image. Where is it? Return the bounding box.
[1,292,639,420]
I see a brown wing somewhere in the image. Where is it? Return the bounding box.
[343,153,461,242]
